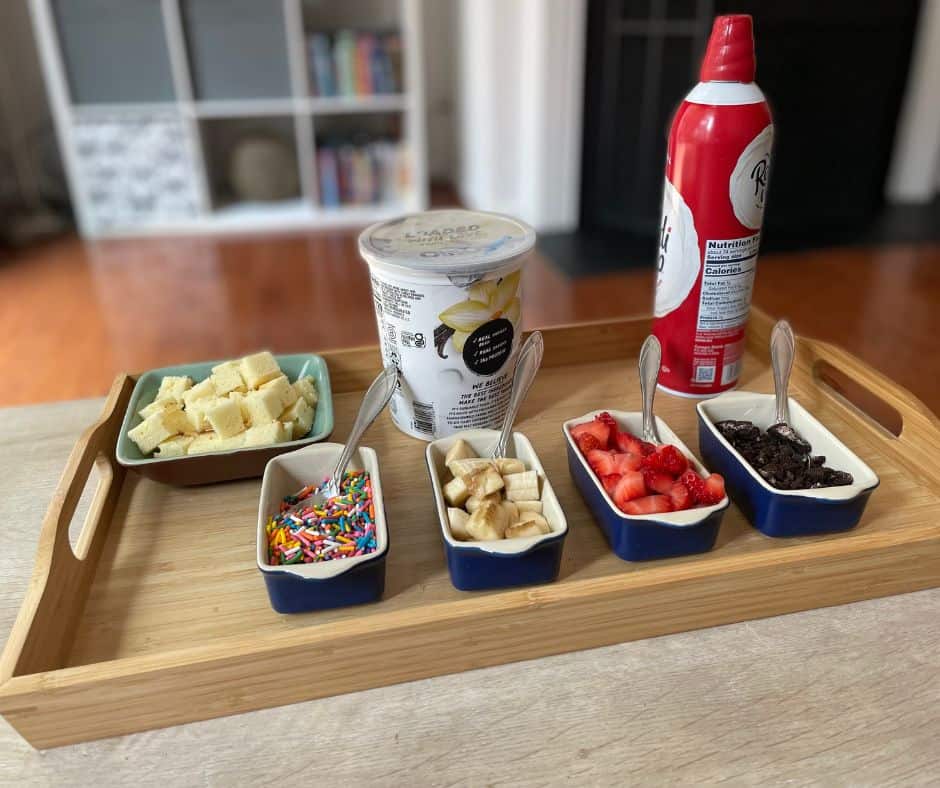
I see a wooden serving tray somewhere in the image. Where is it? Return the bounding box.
[3,309,940,748]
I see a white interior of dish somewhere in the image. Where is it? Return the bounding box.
[562,410,728,526]
[257,442,388,579]
[697,391,879,500]
[425,429,568,555]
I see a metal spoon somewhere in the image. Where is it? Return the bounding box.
[768,319,812,454]
[638,334,663,445]
[297,364,399,510]
[491,331,544,458]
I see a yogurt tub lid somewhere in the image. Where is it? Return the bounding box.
[358,209,536,276]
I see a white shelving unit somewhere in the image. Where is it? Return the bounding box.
[29,0,428,238]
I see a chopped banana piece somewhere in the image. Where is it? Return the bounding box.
[495,457,526,475]
[514,511,551,530]
[515,500,543,514]
[506,519,551,539]
[447,508,471,541]
[466,493,501,513]
[449,457,495,477]
[502,470,539,501]
[445,438,477,469]
[465,501,509,541]
[443,475,470,507]
[465,466,505,498]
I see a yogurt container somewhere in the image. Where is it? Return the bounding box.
[359,209,536,440]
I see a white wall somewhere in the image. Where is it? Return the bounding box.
[455,0,585,232]
[885,0,940,202]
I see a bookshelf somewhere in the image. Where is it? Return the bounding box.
[30,0,428,238]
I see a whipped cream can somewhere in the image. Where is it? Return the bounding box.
[359,209,535,440]
[652,14,773,397]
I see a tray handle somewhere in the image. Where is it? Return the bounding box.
[798,337,940,491]
[0,375,133,679]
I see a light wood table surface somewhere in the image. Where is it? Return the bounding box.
[1,400,939,786]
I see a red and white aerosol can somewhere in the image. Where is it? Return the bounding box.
[652,14,773,397]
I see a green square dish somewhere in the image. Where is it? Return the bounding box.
[116,354,334,486]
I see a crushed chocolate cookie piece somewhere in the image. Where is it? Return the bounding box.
[716,418,853,490]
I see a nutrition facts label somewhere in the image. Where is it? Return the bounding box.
[696,233,760,331]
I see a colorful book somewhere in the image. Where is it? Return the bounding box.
[355,34,375,96]
[333,30,357,97]
[308,33,336,97]
[370,36,393,94]
[317,147,340,208]
[384,33,403,93]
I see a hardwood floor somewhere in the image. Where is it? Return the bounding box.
[1,232,938,415]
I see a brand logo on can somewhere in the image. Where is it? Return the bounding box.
[654,178,701,318]
[730,124,774,230]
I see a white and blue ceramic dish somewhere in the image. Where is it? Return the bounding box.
[697,392,879,538]
[426,429,568,591]
[257,443,389,614]
[563,410,729,561]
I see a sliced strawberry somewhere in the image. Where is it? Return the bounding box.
[667,480,692,511]
[679,469,706,504]
[595,412,618,430]
[641,444,689,477]
[638,440,657,456]
[621,494,674,516]
[700,473,726,505]
[613,431,640,454]
[577,434,601,453]
[612,471,646,510]
[586,449,617,476]
[611,451,642,473]
[600,473,621,496]
[641,467,675,495]
[571,421,611,450]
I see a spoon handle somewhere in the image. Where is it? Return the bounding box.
[639,335,663,445]
[492,331,544,458]
[329,364,399,490]
[770,319,795,425]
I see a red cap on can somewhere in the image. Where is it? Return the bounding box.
[700,14,755,83]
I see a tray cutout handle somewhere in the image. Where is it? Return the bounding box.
[66,451,115,561]
[0,375,133,681]
[814,360,903,438]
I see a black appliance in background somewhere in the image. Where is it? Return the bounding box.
[571,0,922,266]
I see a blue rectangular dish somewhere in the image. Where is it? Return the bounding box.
[563,410,729,562]
[697,392,879,538]
[257,443,388,614]
[116,353,333,485]
[426,429,568,591]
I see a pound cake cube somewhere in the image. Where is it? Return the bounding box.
[154,435,194,459]
[260,374,297,411]
[215,432,246,452]
[156,375,193,404]
[293,375,318,407]
[281,397,314,439]
[205,398,245,438]
[139,398,176,420]
[185,396,220,432]
[182,377,217,410]
[163,406,193,436]
[186,432,218,455]
[127,411,179,455]
[239,351,281,390]
[210,361,246,396]
[229,390,252,424]
[244,387,283,426]
[243,421,289,447]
